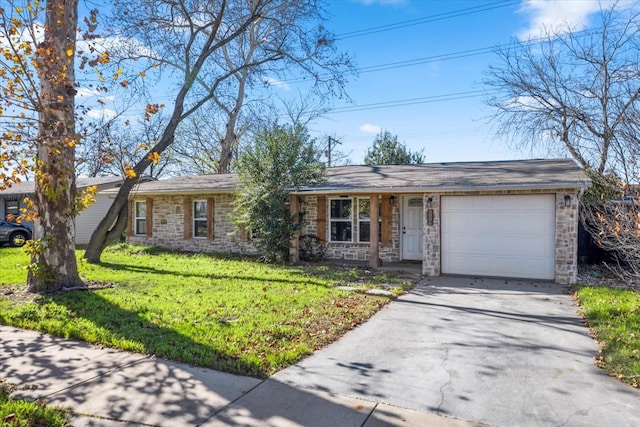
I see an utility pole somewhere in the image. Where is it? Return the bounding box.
[326,136,342,167]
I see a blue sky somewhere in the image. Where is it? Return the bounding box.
[68,0,621,168]
[287,0,614,164]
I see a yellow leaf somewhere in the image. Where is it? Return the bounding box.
[147,152,160,164]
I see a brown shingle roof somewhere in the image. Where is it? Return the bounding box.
[121,159,589,196]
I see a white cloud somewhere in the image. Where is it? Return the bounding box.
[262,76,290,91]
[517,0,612,40]
[359,123,382,134]
[75,89,116,107]
[86,108,117,120]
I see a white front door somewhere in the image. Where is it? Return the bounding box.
[402,196,424,260]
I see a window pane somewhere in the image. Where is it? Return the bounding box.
[331,221,352,241]
[358,199,370,220]
[359,221,371,242]
[136,202,146,217]
[194,219,207,237]
[194,201,207,219]
[408,198,423,207]
[6,200,19,216]
[136,219,146,235]
[330,199,351,219]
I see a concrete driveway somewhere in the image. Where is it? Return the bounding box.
[274,276,640,427]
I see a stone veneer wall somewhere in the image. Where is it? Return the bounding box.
[128,189,580,284]
[128,194,257,255]
[421,189,580,284]
[422,194,441,277]
[554,190,579,284]
[300,195,401,262]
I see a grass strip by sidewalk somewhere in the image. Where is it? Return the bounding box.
[0,244,412,378]
[576,286,640,388]
[0,382,70,427]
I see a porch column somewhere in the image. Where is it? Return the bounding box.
[369,193,380,269]
[289,194,301,263]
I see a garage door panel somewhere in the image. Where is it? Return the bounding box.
[442,254,553,278]
[444,213,553,234]
[444,235,553,258]
[441,195,555,280]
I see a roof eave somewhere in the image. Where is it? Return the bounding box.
[109,188,238,197]
[290,181,590,195]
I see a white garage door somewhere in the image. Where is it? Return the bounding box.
[441,195,556,280]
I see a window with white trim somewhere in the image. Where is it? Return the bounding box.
[193,200,208,238]
[357,198,382,242]
[135,201,146,236]
[330,198,352,242]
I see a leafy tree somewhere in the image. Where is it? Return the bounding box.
[234,123,325,263]
[485,2,640,178]
[0,1,106,292]
[363,131,424,165]
[84,0,352,263]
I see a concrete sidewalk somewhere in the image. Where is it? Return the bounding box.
[0,325,482,427]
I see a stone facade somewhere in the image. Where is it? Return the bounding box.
[423,194,441,276]
[129,188,580,284]
[128,194,256,255]
[555,191,579,284]
[300,195,400,262]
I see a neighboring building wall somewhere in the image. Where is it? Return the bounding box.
[300,195,400,262]
[421,189,580,285]
[75,194,111,244]
[128,193,257,255]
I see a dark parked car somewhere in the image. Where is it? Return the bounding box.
[0,220,32,247]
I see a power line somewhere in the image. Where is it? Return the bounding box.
[283,24,613,85]
[335,0,521,40]
[326,89,494,114]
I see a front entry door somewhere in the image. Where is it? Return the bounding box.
[402,196,424,260]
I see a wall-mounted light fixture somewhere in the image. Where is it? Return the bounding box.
[390,195,396,205]
[427,197,433,208]
[564,195,571,207]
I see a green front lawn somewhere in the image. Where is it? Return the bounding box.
[576,286,640,388]
[0,244,410,378]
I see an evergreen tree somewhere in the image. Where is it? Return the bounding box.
[363,131,424,165]
[235,124,325,263]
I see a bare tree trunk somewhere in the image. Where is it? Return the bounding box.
[84,105,184,263]
[217,45,251,174]
[26,0,83,292]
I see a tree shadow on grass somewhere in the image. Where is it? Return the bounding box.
[95,261,333,288]
[7,290,266,379]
